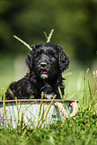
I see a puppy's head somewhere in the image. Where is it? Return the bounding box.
[26,43,70,79]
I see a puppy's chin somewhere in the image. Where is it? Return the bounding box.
[41,74,48,79]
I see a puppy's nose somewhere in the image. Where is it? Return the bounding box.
[40,62,47,68]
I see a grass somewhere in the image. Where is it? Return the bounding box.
[0,106,97,145]
[0,55,97,145]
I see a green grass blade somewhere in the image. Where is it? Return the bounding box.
[36,92,44,128]
[44,95,56,120]
[15,97,20,125]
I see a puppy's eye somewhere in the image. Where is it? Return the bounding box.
[48,50,54,57]
[35,51,40,57]
[50,52,57,59]
[35,50,44,56]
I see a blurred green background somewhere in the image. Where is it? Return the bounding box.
[0,0,97,99]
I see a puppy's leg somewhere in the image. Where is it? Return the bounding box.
[5,82,16,100]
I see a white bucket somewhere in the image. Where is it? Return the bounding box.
[0,99,78,128]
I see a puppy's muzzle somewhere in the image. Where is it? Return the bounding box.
[40,62,48,79]
[40,62,47,69]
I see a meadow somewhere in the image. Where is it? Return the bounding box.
[0,54,97,145]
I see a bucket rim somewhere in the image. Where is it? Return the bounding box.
[0,99,78,104]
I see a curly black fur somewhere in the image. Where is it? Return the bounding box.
[5,43,70,99]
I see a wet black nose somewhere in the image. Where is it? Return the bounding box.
[40,62,47,68]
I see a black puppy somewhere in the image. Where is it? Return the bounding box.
[5,43,70,99]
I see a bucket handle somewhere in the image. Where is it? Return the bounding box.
[54,101,78,118]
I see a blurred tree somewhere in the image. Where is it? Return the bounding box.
[73,0,97,66]
[0,0,97,66]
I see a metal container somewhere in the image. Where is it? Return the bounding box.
[0,99,78,128]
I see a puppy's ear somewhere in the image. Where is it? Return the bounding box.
[25,50,34,71]
[25,44,38,70]
[58,45,70,72]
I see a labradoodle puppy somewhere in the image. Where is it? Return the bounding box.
[5,43,70,99]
